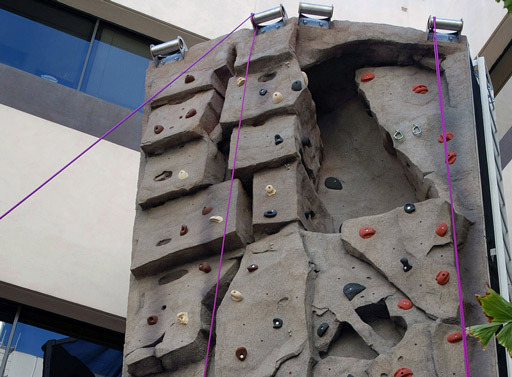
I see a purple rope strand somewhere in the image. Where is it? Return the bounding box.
[0,14,252,222]
[432,16,471,377]
[202,20,257,377]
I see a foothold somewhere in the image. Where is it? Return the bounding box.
[325,177,342,190]
[264,209,277,218]
[199,262,211,273]
[438,132,454,143]
[412,124,422,136]
[393,130,404,141]
[237,77,246,87]
[436,270,450,285]
[209,216,223,223]
[259,88,267,96]
[447,151,457,164]
[272,92,283,104]
[177,312,189,325]
[361,72,375,82]
[400,257,413,272]
[147,315,158,325]
[343,283,366,301]
[236,347,247,361]
[359,227,376,239]
[180,225,188,236]
[397,299,413,310]
[266,185,277,196]
[404,203,416,213]
[413,84,428,94]
[184,74,195,83]
[447,332,463,343]
[317,323,329,337]
[178,170,188,180]
[247,264,258,272]
[185,109,197,119]
[202,206,213,215]
[302,137,312,147]
[436,222,448,237]
[301,71,309,86]
[291,80,302,91]
[274,134,284,145]
[304,210,315,219]
[394,367,413,377]
[231,290,243,302]
[273,318,283,329]
[154,125,164,134]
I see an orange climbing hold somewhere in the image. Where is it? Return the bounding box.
[412,84,428,94]
[359,226,376,239]
[397,299,413,310]
[448,151,457,164]
[436,222,448,237]
[436,270,450,285]
[438,132,454,143]
[361,72,375,82]
[394,367,413,377]
[447,332,463,343]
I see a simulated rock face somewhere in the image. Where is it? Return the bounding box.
[124,17,495,377]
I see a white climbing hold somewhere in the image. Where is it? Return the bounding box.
[230,290,243,302]
[272,92,283,104]
[209,216,223,223]
[178,170,188,180]
[177,312,189,325]
[301,71,308,86]
[237,77,246,87]
[266,185,276,196]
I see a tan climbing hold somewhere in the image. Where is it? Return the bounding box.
[265,185,276,196]
[272,92,283,104]
[301,71,308,86]
[177,312,189,325]
[209,215,223,223]
[237,77,246,87]
[230,290,243,302]
[178,170,188,180]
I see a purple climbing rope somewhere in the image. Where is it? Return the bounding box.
[202,18,257,377]
[0,14,253,222]
[432,16,471,377]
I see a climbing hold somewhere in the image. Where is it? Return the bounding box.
[339,223,343,233]
[347,375,355,377]
[178,170,188,180]
[301,71,309,86]
[361,72,375,82]
[394,367,413,377]
[273,318,283,329]
[397,299,413,310]
[448,151,457,164]
[404,203,416,213]
[202,206,213,215]
[154,125,164,134]
[436,270,450,285]
[264,209,277,218]
[272,92,283,104]
[413,84,428,94]
[259,88,267,96]
[266,185,276,196]
[393,130,404,141]
[237,77,246,87]
[325,177,342,190]
[304,210,315,219]
[400,257,413,272]
[447,332,463,343]
[177,312,189,325]
[247,264,258,272]
[209,216,223,223]
[291,80,302,91]
[359,227,376,239]
[147,315,158,325]
[302,137,312,147]
[274,134,283,145]
[412,124,422,136]
[184,74,195,83]
[436,222,448,237]
[236,347,247,361]
[343,283,366,301]
[438,132,454,143]
[317,323,329,337]
[180,225,188,236]
[199,262,211,273]
[185,108,197,119]
[231,290,243,302]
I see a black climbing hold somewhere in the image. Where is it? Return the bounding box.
[347,375,355,377]
[259,89,267,96]
[274,134,284,145]
[302,137,312,147]
[291,80,302,91]
[264,209,277,218]
[343,283,366,301]
[339,223,343,233]
[325,177,342,190]
[404,202,416,214]
[317,323,329,337]
[400,257,413,272]
[273,318,283,329]
[304,210,315,219]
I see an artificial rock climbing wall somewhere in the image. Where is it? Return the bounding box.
[124,18,497,377]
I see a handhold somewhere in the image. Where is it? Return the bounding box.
[231,290,243,302]
[400,257,413,272]
[272,92,283,104]
[264,209,277,218]
[359,227,376,239]
[394,367,413,377]
[266,185,277,196]
[209,216,223,223]
[291,80,302,91]
[317,323,329,337]
[147,315,158,325]
[397,299,413,310]
[393,130,404,141]
[301,71,309,86]
[436,222,448,237]
[180,225,188,236]
[447,332,463,343]
[447,151,457,164]
[343,283,366,301]
[413,84,428,94]
[236,347,247,361]
[259,88,267,96]
[273,318,283,329]
[404,203,415,213]
[178,170,188,180]
[274,134,284,145]
[436,270,450,285]
[325,177,342,190]
[184,74,195,83]
[304,210,315,219]
[247,264,258,272]
[438,132,454,143]
[199,262,211,273]
[202,206,213,215]
[361,72,375,82]
[154,125,164,134]
[177,312,189,325]
[185,108,197,119]
[302,137,312,147]
[237,77,246,87]
[412,124,422,136]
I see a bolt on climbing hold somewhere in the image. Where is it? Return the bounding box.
[147,315,158,325]
[317,323,329,337]
[180,225,188,236]
[397,299,413,310]
[436,222,448,237]
[235,347,247,361]
[264,209,277,218]
[274,134,283,145]
[237,77,246,87]
[438,132,454,143]
[302,137,312,147]
[185,108,197,118]
[404,203,416,213]
[325,177,342,190]
[361,72,375,82]
[202,206,213,215]
[393,130,404,141]
[247,264,258,272]
[177,312,189,325]
[447,332,463,343]
[447,151,457,164]
[231,290,243,302]
[436,270,450,285]
[266,185,277,196]
[359,226,376,239]
[272,92,283,104]
[178,170,188,180]
[291,80,302,91]
[154,125,164,134]
[209,216,223,223]
[413,84,428,94]
[412,124,422,136]
[199,262,211,273]
[304,210,315,219]
[400,257,413,272]
[343,283,366,301]
[273,318,283,329]
[184,74,195,83]
[259,88,267,96]
[394,367,413,377]
[301,71,309,86]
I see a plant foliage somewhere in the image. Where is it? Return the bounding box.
[496,0,512,14]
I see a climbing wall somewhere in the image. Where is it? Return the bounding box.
[124,18,496,377]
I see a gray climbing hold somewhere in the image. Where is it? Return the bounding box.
[317,323,329,337]
[259,89,267,96]
[302,137,312,147]
[291,80,302,91]
[273,318,283,329]
[343,283,366,301]
[274,134,283,145]
[264,209,277,218]
[404,203,416,213]
[400,257,413,272]
[325,177,342,190]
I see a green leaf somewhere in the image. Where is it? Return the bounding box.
[468,323,502,349]
[476,288,512,324]
[497,322,512,357]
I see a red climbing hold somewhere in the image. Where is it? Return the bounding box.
[436,270,450,285]
[394,367,413,377]
[412,84,428,94]
[199,262,211,273]
[180,225,188,236]
[361,72,375,82]
[147,315,158,325]
[359,227,376,239]
[447,332,463,343]
[436,222,448,237]
[397,299,413,310]
[438,132,454,143]
[448,151,457,164]
[154,125,164,134]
